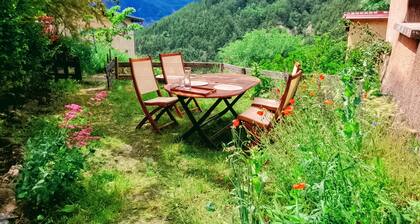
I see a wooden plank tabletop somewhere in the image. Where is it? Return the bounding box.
[164,73,260,98]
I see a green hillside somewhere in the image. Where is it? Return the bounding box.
[136,0,361,61]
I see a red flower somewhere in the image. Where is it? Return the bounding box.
[289,98,295,105]
[292,182,306,190]
[232,119,240,128]
[309,91,316,97]
[324,99,334,105]
[319,74,325,81]
[282,106,294,116]
[257,110,265,116]
[276,88,281,95]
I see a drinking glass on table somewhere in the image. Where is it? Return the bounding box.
[184,67,192,90]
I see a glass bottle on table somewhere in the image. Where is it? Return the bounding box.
[184,67,192,90]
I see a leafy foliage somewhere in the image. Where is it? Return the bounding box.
[44,0,105,35]
[86,6,142,46]
[0,0,109,108]
[251,63,275,97]
[136,0,360,61]
[219,29,347,74]
[361,0,390,10]
[16,119,86,215]
[58,38,129,75]
[0,0,54,103]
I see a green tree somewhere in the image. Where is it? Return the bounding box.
[88,6,142,47]
[136,0,360,61]
[361,0,390,10]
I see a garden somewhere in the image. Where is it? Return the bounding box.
[1,0,419,223]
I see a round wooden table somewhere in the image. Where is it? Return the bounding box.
[164,73,260,147]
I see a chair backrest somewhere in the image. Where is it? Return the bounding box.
[275,63,303,118]
[159,52,185,84]
[130,57,159,98]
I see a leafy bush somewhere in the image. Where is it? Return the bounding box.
[89,43,129,74]
[0,0,54,102]
[219,29,346,74]
[345,36,391,95]
[251,63,274,97]
[17,119,86,214]
[58,38,129,75]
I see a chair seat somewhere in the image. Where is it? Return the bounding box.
[238,106,274,129]
[145,97,178,107]
[251,98,280,112]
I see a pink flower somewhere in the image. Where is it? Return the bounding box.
[67,127,100,148]
[65,104,82,112]
[89,91,108,104]
[64,111,78,121]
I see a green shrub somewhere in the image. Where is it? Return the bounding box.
[0,0,54,103]
[345,36,391,95]
[218,29,346,74]
[17,119,86,215]
[90,43,129,74]
[58,38,129,75]
[251,63,274,97]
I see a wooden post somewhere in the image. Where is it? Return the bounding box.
[114,57,119,79]
[74,57,82,81]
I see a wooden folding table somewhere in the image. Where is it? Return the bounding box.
[164,73,260,147]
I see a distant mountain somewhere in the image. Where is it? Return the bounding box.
[104,0,194,24]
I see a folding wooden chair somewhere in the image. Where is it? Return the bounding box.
[130,57,178,133]
[159,52,202,112]
[251,63,302,112]
[237,63,303,134]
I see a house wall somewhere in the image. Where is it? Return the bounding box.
[89,19,137,57]
[382,0,420,131]
[347,19,388,48]
[386,0,409,43]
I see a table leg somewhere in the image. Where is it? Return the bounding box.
[178,97,222,146]
[178,93,244,146]
[198,93,244,129]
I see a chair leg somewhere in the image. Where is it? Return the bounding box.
[192,98,202,112]
[166,108,178,124]
[148,116,161,134]
[174,104,183,118]
[155,108,168,122]
[136,117,149,130]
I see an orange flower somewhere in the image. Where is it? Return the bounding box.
[309,91,316,97]
[292,182,306,190]
[232,119,240,128]
[362,92,368,100]
[282,106,294,116]
[289,98,295,105]
[324,99,334,105]
[257,110,265,116]
[319,74,325,81]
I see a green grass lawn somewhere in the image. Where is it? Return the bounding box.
[61,79,253,223]
[12,76,419,223]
